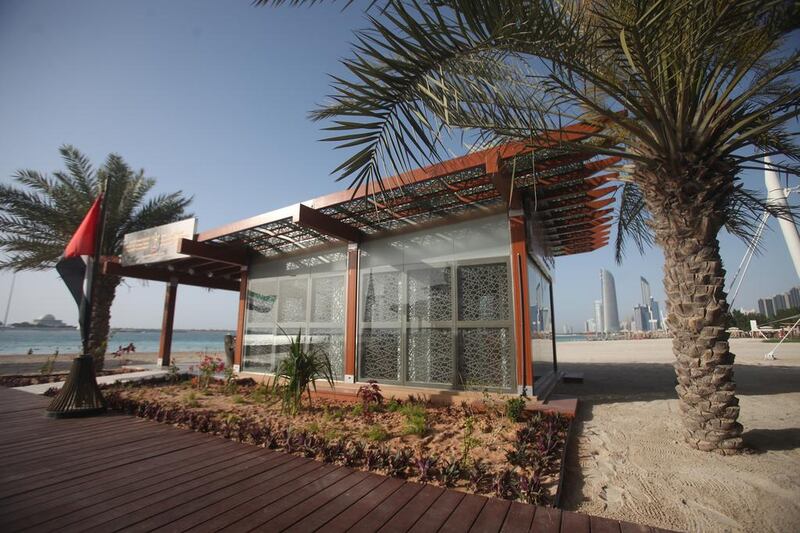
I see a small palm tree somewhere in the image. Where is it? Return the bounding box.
[0,146,192,370]
[260,0,800,453]
[271,329,336,415]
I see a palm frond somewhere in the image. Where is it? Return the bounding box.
[613,180,653,264]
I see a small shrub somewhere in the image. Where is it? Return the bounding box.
[386,398,401,412]
[166,362,181,383]
[518,474,546,505]
[356,380,384,415]
[386,448,413,478]
[438,457,463,487]
[231,394,245,404]
[350,403,364,417]
[271,329,335,415]
[223,366,238,395]
[415,455,438,483]
[184,391,200,408]
[198,355,224,390]
[344,441,366,466]
[364,424,389,442]
[505,396,526,422]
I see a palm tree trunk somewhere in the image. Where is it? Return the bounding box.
[657,212,744,454]
[88,274,120,372]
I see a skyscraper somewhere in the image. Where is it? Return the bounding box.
[640,277,651,306]
[789,287,800,309]
[773,293,787,313]
[649,298,662,330]
[633,305,649,332]
[593,300,603,333]
[600,269,620,333]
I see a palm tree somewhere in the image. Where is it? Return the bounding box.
[0,146,192,370]
[259,0,800,453]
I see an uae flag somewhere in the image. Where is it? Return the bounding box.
[55,196,103,348]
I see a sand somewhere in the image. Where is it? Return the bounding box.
[556,338,800,533]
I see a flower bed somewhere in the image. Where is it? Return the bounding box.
[0,367,141,388]
[101,375,571,506]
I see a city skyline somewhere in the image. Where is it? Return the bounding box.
[757,285,800,319]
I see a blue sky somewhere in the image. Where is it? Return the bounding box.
[1,0,798,332]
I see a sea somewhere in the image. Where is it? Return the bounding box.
[0,328,234,356]
[0,329,586,356]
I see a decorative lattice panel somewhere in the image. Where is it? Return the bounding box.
[278,279,307,322]
[243,343,274,372]
[457,263,510,321]
[407,328,453,384]
[308,328,345,380]
[407,266,452,322]
[311,276,346,323]
[359,328,401,381]
[362,271,401,322]
[459,327,513,389]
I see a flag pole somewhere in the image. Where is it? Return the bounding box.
[47,176,111,418]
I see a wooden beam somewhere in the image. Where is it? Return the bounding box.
[509,215,533,395]
[293,204,364,243]
[158,281,177,367]
[103,261,239,291]
[178,239,249,266]
[343,243,359,383]
[234,267,248,372]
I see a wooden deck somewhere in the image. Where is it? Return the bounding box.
[0,387,670,532]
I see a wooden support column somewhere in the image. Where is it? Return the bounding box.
[509,214,534,396]
[343,242,359,383]
[233,266,248,373]
[157,280,178,367]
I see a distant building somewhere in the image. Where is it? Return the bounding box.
[773,293,787,313]
[649,298,662,330]
[593,300,603,333]
[12,314,71,328]
[633,305,649,332]
[789,287,800,309]
[640,277,651,306]
[600,270,620,333]
[585,318,597,333]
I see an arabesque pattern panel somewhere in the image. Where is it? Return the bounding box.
[407,328,453,384]
[459,327,513,389]
[457,263,510,321]
[359,328,401,381]
[407,266,452,322]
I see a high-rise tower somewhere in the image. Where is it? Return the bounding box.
[600,269,620,333]
[640,277,651,306]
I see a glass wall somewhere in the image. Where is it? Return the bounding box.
[528,257,555,390]
[358,215,515,390]
[242,247,347,379]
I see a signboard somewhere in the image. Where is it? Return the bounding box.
[122,218,197,266]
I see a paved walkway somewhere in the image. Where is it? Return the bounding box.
[13,369,168,395]
[0,387,672,532]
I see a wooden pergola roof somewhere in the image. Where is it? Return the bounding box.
[198,122,619,259]
[102,121,618,288]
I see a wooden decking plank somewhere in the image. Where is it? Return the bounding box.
[377,483,445,533]
[258,471,371,531]
[440,493,487,531]
[218,467,352,532]
[0,431,208,500]
[0,436,234,517]
[470,497,512,533]
[118,454,307,533]
[282,472,387,533]
[501,502,537,533]
[590,515,623,533]
[5,444,269,532]
[620,522,653,533]
[407,488,465,533]
[188,463,337,533]
[54,445,281,533]
[530,505,561,533]
[149,457,322,533]
[561,510,591,533]
[347,481,425,533]
[321,476,406,533]
[26,446,268,532]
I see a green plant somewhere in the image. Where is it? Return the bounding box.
[270,329,335,415]
[184,391,199,408]
[400,403,427,436]
[223,366,238,395]
[386,398,401,412]
[231,394,245,404]
[505,397,526,422]
[461,416,479,464]
[364,424,389,442]
[356,381,384,415]
[166,362,181,383]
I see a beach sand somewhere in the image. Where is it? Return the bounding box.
[556,338,800,533]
